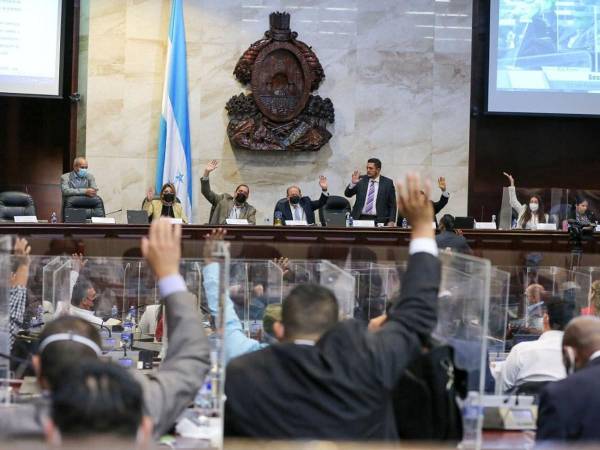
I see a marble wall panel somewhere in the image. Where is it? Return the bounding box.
[82,0,472,224]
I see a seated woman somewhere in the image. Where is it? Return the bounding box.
[570,196,594,226]
[144,183,188,223]
[503,172,548,229]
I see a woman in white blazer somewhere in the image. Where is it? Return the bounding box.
[503,172,548,229]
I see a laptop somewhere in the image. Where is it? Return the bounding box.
[127,210,149,224]
[323,212,348,227]
[454,216,475,230]
[64,208,88,224]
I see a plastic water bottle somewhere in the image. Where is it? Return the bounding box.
[195,378,214,418]
[111,304,118,319]
[345,212,352,227]
[128,306,137,325]
[491,215,496,228]
[402,218,408,229]
[50,212,57,224]
[35,304,44,326]
[460,391,481,449]
[511,218,517,230]
[274,211,283,226]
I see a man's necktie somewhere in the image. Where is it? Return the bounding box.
[294,205,302,221]
[365,180,375,215]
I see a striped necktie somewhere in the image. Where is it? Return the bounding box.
[365,180,376,215]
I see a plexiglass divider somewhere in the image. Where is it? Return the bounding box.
[0,235,12,404]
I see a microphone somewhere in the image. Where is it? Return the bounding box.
[99,317,112,338]
[105,208,123,217]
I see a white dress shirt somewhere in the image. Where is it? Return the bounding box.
[290,203,306,221]
[500,330,566,392]
[349,176,380,216]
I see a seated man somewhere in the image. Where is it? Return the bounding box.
[201,160,256,225]
[501,298,572,394]
[60,157,103,216]
[69,277,120,328]
[273,177,329,225]
[536,316,600,442]
[45,360,152,447]
[397,177,450,228]
[224,173,441,439]
[0,219,210,439]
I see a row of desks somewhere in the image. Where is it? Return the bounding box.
[0,223,597,266]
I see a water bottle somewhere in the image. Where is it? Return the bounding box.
[511,218,517,230]
[128,306,137,325]
[491,215,496,228]
[460,391,481,449]
[194,377,214,418]
[345,212,353,228]
[35,304,44,326]
[121,321,133,349]
[401,218,408,229]
[111,304,118,319]
[274,211,283,226]
[50,212,57,224]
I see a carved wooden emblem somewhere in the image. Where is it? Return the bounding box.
[226,12,334,151]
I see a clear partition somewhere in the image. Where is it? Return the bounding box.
[0,236,12,404]
[573,266,600,316]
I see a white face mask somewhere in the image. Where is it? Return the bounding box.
[529,202,539,213]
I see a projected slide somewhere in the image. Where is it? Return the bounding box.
[488,0,600,115]
[0,0,63,96]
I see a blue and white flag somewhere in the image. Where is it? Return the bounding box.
[156,0,192,221]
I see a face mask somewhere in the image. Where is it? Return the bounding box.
[529,203,539,212]
[163,193,175,203]
[77,168,88,178]
[235,193,247,204]
[290,195,301,205]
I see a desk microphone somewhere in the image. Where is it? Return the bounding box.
[99,317,112,338]
[105,209,123,217]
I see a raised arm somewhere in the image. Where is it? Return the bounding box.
[503,172,523,212]
[310,176,329,210]
[138,218,210,437]
[201,160,221,205]
[432,177,450,214]
[344,170,360,197]
[366,174,440,389]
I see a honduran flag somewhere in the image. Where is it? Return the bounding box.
[156,0,192,221]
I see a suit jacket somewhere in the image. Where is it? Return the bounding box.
[143,199,188,223]
[224,252,440,440]
[60,171,98,197]
[0,290,210,439]
[397,193,449,228]
[344,175,397,223]
[273,193,328,225]
[435,230,471,254]
[536,357,600,442]
[201,177,256,225]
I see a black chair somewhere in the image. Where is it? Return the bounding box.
[0,191,36,221]
[62,195,105,222]
[318,195,351,226]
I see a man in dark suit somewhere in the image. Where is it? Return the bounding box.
[397,176,450,227]
[225,173,440,440]
[344,158,397,226]
[273,176,329,225]
[536,316,600,442]
[436,214,471,254]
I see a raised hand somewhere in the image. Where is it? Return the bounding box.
[438,176,447,192]
[319,175,328,191]
[274,257,290,276]
[146,187,155,202]
[204,160,219,177]
[351,170,360,185]
[396,173,434,239]
[14,238,31,267]
[71,253,87,273]
[202,228,227,262]
[502,172,515,186]
[141,218,182,280]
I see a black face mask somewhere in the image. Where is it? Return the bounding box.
[289,195,301,205]
[163,193,175,203]
[235,193,247,204]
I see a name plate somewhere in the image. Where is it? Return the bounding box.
[595,225,600,233]
[475,222,497,230]
[169,218,184,225]
[286,220,308,226]
[14,216,38,223]
[536,223,557,231]
[225,218,249,225]
[352,220,376,228]
[91,217,116,224]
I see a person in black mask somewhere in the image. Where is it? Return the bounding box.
[273,177,329,225]
[144,183,188,223]
[201,159,257,225]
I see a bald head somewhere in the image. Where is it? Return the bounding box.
[73,157,88,170]
[563,316,600,371]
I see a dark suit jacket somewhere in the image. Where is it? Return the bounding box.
[224,252,440,440]
[536,357,600,442]
[273,193,328,225]
[435,230,471,254]
[344,175,397,223]
[397,193,449,228]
